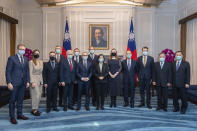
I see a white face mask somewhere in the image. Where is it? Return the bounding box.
[75,52,79,56]
[143,51,148,56]
[90,50,94,54]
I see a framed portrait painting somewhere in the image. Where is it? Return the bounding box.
[89,24,109,50]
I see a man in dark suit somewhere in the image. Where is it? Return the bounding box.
[88,46,98,106]
[60,50,76,111]
[137,47,154,109]
[76,52,92,111]
[6,44,30,124]
[72,48,82,105]
[152,53,172,112]
[91,28,107,48]
[172,51,190,114]
[43,51,59,113]
[122,50,137,108]
[55,45,66,107]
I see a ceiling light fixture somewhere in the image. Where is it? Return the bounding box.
[119,0,143,6]
[55,0,143,6]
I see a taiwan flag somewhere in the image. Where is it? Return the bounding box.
[62,19,71,58]
[127,18,137,61]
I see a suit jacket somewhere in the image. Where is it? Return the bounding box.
[77,61,92,82]
[43,61,59,85]
[93,63,109,83]
[88,54,98,67]
[137,56,154,80]
[60,59,76,84]
[121,59,137,85]
[29,60,43,84]
[153,62,172,87]
[172,60,190,88]
[72,55,82,64]
[6,55,30,86]
[91,39,107,48]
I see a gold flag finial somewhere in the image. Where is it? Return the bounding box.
[66,16,68,20]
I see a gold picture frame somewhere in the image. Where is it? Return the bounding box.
[89,24,109,50]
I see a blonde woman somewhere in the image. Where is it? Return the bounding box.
[29,49,43,116]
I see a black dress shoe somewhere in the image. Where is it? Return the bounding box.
[123,103,129,107]
[93,103,96,107]
[53,108,59,112]
[63,106,67,111]
[37,110,42,114]
[147,105,152,109]
[46,108,51,113]
[180,111,186,114]
[138,103,145,107]
[85,106,90,111]
[101,106,104,110]
[10,118,17,124]
[163,108,168,112]
[173,108,180,112]
[68,106,75,110]
[130,104,134,108]
[180,109,186,114]
[59,104,64,107]
[31,111,40,116]
[76,107,80,111]
[156,107,161,111]
[17,115,29,120]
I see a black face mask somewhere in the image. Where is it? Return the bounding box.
[33,54,39,59]
[111,52,116,56]
[50,57,56,61]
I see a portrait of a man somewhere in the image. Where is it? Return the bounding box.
[89,24,109,50]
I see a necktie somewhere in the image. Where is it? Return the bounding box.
[176,61,180,71]
[128,59,131,70]
[56,55,60,63]
[161,62,164,69]
[77,57,79,63]
[143,56,146,66]
[69,60,73,71]
[52,61,55,70]
[20,56,24,65]
[84,61,87,69]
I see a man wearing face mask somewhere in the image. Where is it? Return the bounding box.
[72,48,82,105]
[88,46,98,107]
[55,46,66,107]
[60,50,76,111]
[137,47,154,109]
[172,51,190,114]
[6,44,30,124]
[152,53,172,112]
[76,52,92,111]
[122,50,137,108]
[43,51,59,113]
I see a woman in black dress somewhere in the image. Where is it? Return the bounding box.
[108,48,122,108]
[93,54,109,110]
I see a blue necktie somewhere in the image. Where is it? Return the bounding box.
[128,60,131,70]
[52,62,55,70]
[176,61,180,71]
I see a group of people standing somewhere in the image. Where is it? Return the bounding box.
[5,44,190,125]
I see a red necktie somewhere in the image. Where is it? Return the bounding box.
[69,60,73,71]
